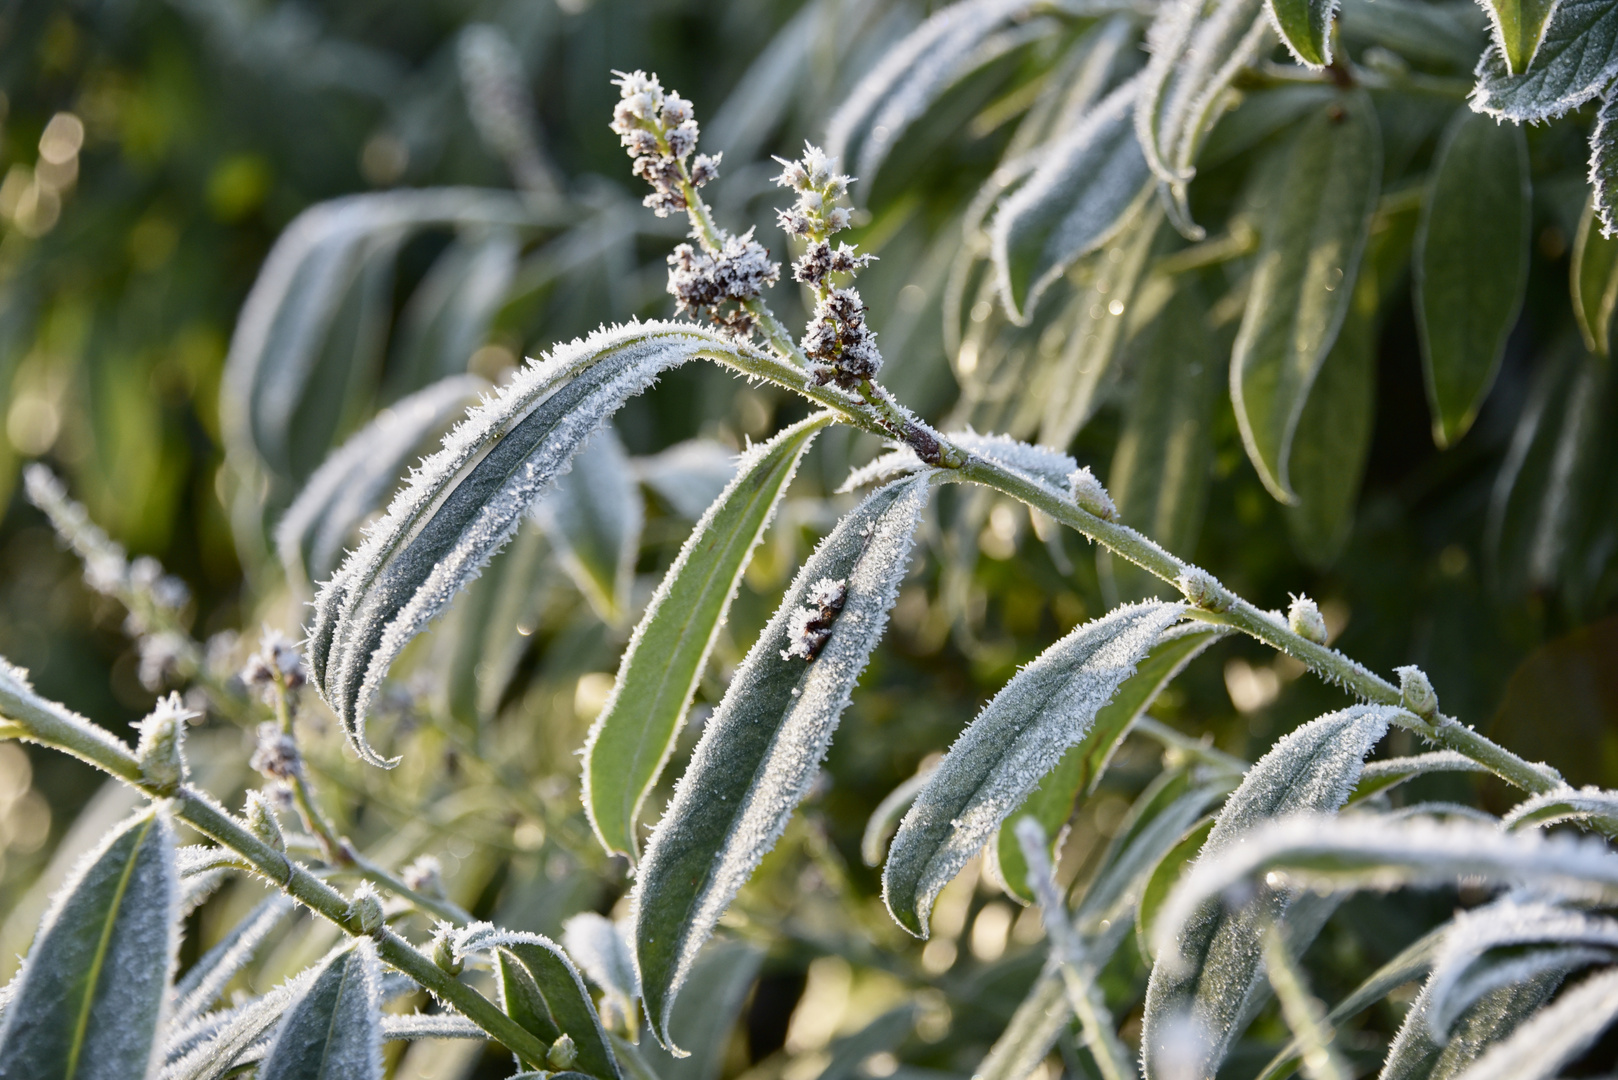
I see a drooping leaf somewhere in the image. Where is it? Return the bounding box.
[0,807,176,1080]
[308,320,725,765]
[1416,109,1530,448]
[1135,0,1272,238]
[884,601,1185,937]
[991,77,1153,323]
[1572,195,1618,355]
[584,414,831,859]
[172,894,295,1024]
[457,924,619,1079]
[276,374,488,585]
[632,939,763,1080]
[633,473,932,1049]
[258,941,382,1080]
[533,424,643,625]
[1231,89,1382,503]
[1471,0,1618,121]
[633,440,739,520]
[386,228,520,395]
[1480,0,1558,73]
[1268,0,1337,67]
[1141,705,1396,1079]
[1442,966,1618,1080]
[989,625,1227,903]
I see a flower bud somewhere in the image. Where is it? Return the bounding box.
[135,692,192,794]
[1396,665,1438,719]
[1176,568,1231,612]
[243,789,285,852]
[1287,594,1327,644]
[349,884,385,935]
[431,922,463,975]
[547,1034,578,1070]
[1067,467,1118,521]
[402,854,445,897]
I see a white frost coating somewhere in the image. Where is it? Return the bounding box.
[1141,705,1394,1079]
[562,912,642,1004]
[990,76,1151,322]
[825,0,1042,185]
[310,319,728,764]
[1418,897,1618,1041]
[532,424,643,622]
[258,941,383,1080]
[632,473,932,1049]
[380,1013,486,1041]
[161,969,318,1080]
[1503,784,1618,830]
[0,807,177,1080]
[839,429,1076,495]
[1470,0,1618,122]
[884,601,1184,936]
[1446,966,1618,1080]
[172,895,295,1023]
[276,374,488,584]
[1358,751,1487,787]
[633,438,739,519]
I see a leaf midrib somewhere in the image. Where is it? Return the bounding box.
[65,814,152,1080]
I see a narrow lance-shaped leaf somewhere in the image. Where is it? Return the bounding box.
[1381,969,1570,1080]
[1268,0,1337,68]
[1482,0,1558,74]
[386,228,520,395]
[1590,89,1618,240]
[258,941,383,1080]
[884,601,1186,937]
[276,374,488,585]
[562,913,640,1022]
[1442,966,1618,1080]
[862,759,940,869]
[1503,785,1618,830]
[172,894,295,1023]
[533,424,643,626]
[1137,817,1215,962]
[633,473,933,1050]
[632,940,763,1080]
[1416,109,1530,448]
[1471,0,1618,122]
[991,76,1153,323]
[1571,195,1618,355]
[457,924,619,1078]
[1141,705,1396,1080]
[1349,751,1488,804]
[989,625,1228,904]
[0,807,178,1080]
[1231,90,1381,503]
[584,413,832,859]
[163,970,318,1080]
[308,320,727,765]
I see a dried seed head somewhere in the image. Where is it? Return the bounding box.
[1287,594,1327,644]
[1396,665,1438,719]
[349,883,385,935]
[1177,567,1231,612]
[135,692,193,794]
[1067,467,1118,521]
[250,721,302,780]
[243,789,286,851]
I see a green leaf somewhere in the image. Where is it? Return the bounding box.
[172,894,295,1023]
[584,413,832,859]
[1348,751,1488,804]
[976,971,1069,1080]
[1472,0,1618,121]
[1416,109,1530,448]
[990,77,1153,323]
[0,806,176,1080]
[386,228,519,396]
[1231,90,1381,503]
[1571,196,1618,356]
[989,625,1228,903]
[1381,968,1570,1080]
[631,939,762,1080]
[258,941,383,1080]
[1140,705,1395,1079]
[534,425,643,626]
[861,759,939,868]
[1593,91,1618,240]
[1268,0,1337,67]
[1440,966,1618,1080]
[884,601,1185,937]
[633,474,932,1050]
[308,320,725,765]
[1135,816,1214,962]
[1482,0,1558,73]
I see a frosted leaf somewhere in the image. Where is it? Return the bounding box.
[380,1012,485,1041]
[258,941,383,1080]
[309,319,724,765]
[632,439,739,519]
[1141,705,1395,1079]
[1381,966,1568,1080]
[1470,0,1618,122]
[0,806,178,1080]
[531,424,643,625]
[172,895,295,1024]
[1439,966,1618,1080]
[1502,784,1618,831]
[562,912,641,1006]
[861,759,940,868]
[632,473,933,1050]
[991,75,1152,322]
[1351,751,1487,803]
[276,374,487,585]
[884,601,1185,937]
[162,971,313,1080]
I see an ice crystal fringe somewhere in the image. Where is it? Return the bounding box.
[171,894,295,1024]
[257,941,383,1080]
[1469,0,1618,123]
[308,320,724,765]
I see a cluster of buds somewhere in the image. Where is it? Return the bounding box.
[250,720,302,781]
[783,577,848,662]
[774,145,882,388]
[667,228,780,340]
[241,629,307,703]
[610,70,719,218]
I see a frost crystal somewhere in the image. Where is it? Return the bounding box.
[1286,593,1327,644]
[783,577,848,661]
[667,227,781,340]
